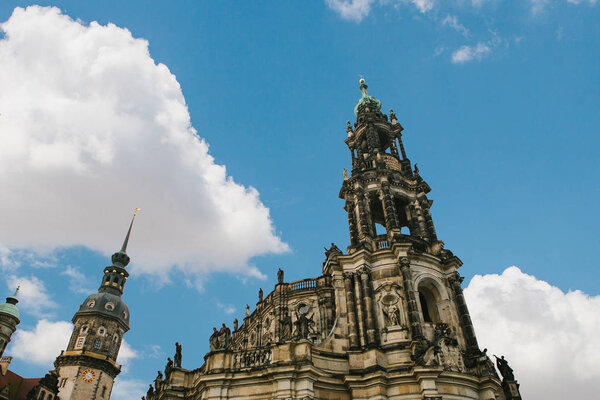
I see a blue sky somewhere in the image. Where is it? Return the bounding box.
[0,1,598,399]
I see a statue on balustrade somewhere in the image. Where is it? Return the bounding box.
[218,323,231,349]
[164,357,173,377]
[294,311,314,340]
[277,268,284,284]
[209,327,219,351]
[154,370,163,391]
[279,311,292,340]
[174,342,182,368]
[494,355,515,381]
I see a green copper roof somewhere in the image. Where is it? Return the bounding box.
[354,79,382,115]
[0,287,20,319]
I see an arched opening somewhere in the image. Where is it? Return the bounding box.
[369,197,387,237]
[417,281,441,324]
[393,197,411,235]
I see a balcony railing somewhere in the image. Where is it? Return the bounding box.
[232,347,271,370]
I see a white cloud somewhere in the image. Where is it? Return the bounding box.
[5,274,57,317]
[441,14,469,37]
[0,6,288,283]
[111,378,146,400]
[325,0,375,22]
[530,0,596,14]
[465,267,600,400]
[62,265,94,294]
[407,0,435,13]
[9,319,72,365]
[451,42,491,63]
[216,300,237,315]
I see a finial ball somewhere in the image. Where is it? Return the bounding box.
[359,78,365,84]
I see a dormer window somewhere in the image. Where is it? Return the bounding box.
[105,302,115,311]
[98,326,106,336]
[87,300,95,308]
[80,325,89,335]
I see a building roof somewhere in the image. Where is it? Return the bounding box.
[0,369,40,400]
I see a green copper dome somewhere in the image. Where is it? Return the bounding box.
[354,79,382,115]
[0,287,20,320]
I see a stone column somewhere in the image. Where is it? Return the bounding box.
[397,137,407,160]
[345,200,359,246]
[413,201,429,239]
[449,273,479,352]
[421,204,438,241]
[343,273,359,348]
[381,184,398,232]
[353,274,367,348]
[357,192,372,239]
[390,139,400,160]
[399,257,424,340]
[359,269,377,345]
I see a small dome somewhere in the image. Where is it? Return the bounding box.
[76,292,130,329]
[0,301,19,319]
[0,289,20,320]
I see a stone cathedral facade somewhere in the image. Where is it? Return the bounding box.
[146,81,522,400]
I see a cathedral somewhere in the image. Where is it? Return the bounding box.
[0,212,138,400]
[144,80,523,400]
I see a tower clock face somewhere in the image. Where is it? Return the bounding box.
[81,369,96,382]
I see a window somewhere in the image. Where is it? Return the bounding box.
[60,378,67,388]
[417,281,441,324]
[47,396,53,400]
[105,302,115,311]
[94,339,102,350]
[80,325,88,335]
[419,292,433,322]
[97,327,106,336]
[101,386,107,398]
[38,391,45,400]
[74,336,85,350]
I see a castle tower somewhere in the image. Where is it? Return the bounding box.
[0,287,20,358]
[55,210,139,400]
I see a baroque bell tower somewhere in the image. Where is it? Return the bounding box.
[55,209,139,400]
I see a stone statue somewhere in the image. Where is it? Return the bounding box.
[324,243,342,260]
[294,312,314,340]
[383,304,401,326]
[494,355,515,381]
[165,357,173,377]
[147,384,154,397]
[154,370,163,390]
[277,268,284,284]
[413,163,419,177]
[174,342,182,368]
[279,312,292,340]
[389,108,397,121]
[233,318,239,331]
[218,323,231,349]
[245,304,250,317]
[209,327,219,351]
[346,120,353,132]
[258,288,263,302]
[343,168,349,180]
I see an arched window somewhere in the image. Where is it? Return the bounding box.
[369,197,386,236]
[38,391,45,400]
[417,281,441,324]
